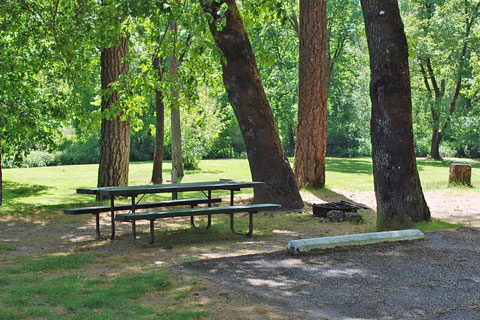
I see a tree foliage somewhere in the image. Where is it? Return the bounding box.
[404,0,480,159]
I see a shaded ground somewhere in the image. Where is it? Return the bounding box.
[180,228,480,320]
[0,203,376,319]
[1,189,478,319]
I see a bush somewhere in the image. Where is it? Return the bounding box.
[414,138,430,157]
[130,129,155,162]
[55,134,100,165]
[182,140,202,170]
[24,151,57,167]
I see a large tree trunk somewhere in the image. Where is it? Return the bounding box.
[287,121,296,156]
[97,38,130,200]
[360,0,430,228]
[294,0,328,188]
[170,20,184,178]
[0,145,2,207]
[429,129,442,160]
[200,0,303,209]
[152,56,165,184]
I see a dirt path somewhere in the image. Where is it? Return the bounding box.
[180,228,480,320]
[302,189,480,227]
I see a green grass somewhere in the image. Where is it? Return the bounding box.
[0,243,14,252]
[2,157,479,215]
[0,254,206,320]
[5,253,96,273]
[413,219,468,232]
[0,158,473,318]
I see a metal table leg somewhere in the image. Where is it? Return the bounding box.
[230,212,254,237]
[206,190,212,229]
[131,196,137,243]
[149,220,155,244]
[230,189,235,232]
[110,196,115,240]
[190,205,198,227]
[94,213,103,240]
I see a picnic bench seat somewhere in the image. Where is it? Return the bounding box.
[115,203,281,244]
[64,197,222,239]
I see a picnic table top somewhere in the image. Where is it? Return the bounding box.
[77,180,264,197]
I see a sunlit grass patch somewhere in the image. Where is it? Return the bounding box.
[0,266,205,320]
[9,253,96,273]
[2,157,478,217]
[413,219,468,232]
[0,243,14,252]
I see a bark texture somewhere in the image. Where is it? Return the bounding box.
[97,38,130,199]
[448,164,471,186]
[151,56,165,184]
[170,20,184,178]
[200,0,303,209]
[294,0,328,188]
[360,0,430,228]
[0,148,2,206]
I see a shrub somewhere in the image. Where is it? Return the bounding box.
[24,151,57,168]
[182,140,202,170]
[55,134,100,165]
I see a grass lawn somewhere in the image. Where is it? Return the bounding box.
[2,157,479,211]
[0,252,207,319]
[0,157,477,319]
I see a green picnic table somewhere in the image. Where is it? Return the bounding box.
[65,180,280,243]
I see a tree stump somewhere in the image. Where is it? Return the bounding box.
[448,164,472,186]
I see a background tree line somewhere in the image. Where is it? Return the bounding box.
[3,0,478,172]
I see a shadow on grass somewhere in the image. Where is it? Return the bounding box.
[2,181,51,204]
[325,157,480,174]
[128,226,243,249]
[0,201,101,218]
[416,158,480,170]
[325,158,373,175]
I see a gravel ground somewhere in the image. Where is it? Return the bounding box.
[179,228,480,320]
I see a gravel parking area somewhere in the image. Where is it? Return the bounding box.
[180,228,480,319]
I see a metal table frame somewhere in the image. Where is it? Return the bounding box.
[77,181,263,240]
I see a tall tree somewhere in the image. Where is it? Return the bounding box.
[360,0,430,228]
[200,0,303,209]
[97,37,130,197]
[407,0,480,159]
[169,20,184,178]
[294,0,328,188]
[151,56,165,184]
[0,0,76,206]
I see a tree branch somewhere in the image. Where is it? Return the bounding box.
[289,12,299,36]
[425,58,441,99]
[419,62,432,97]
[178,33,193,64]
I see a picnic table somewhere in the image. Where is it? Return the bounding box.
[65,180,280,243]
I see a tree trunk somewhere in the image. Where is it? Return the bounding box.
[170,20,184,178]
[152,56,165,184]
[429,129,442,160]
[360,0,430,228]
[287,121,296,156]
[448,164,471,186]
[294,0,328,189]
[97,38,130,200]
[200,0,303,209]
[0,145,2,207]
